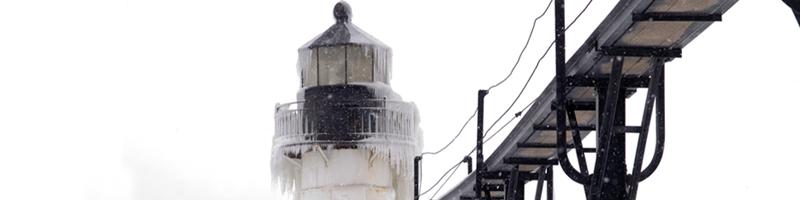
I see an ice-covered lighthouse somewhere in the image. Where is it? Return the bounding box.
[272,2,422,200]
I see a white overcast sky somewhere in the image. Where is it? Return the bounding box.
[1,0,799,200]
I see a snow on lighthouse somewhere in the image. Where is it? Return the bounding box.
[272,2,422,200]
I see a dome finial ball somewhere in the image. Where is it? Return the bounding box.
[334,2,352,23]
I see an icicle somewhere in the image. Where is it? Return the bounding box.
[274,3,420,199]
[272,99,422,198]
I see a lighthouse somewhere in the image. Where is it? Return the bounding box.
[272,2,422,200]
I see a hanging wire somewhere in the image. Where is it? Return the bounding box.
[429,162,464,199]
[421,0,557,157]
[567,0,593,29]
[423,1,596,199]
[419,162,462,196]
[416,0,554,195]
[418,112,521,199]
[484,112,520,142]
[483,0,594,137]
[483,39,553,136]
[486,0,555,91]
[421,109,476,156]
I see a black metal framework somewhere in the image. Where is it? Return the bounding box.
[433,0,737,198]
[552,57,668,200]
[475,90,489,199]
[554,57,668,200]
[464,156,474,174]
[628,59,665,199]
[554,0,591,187]
[534,167,546,200]
[504,166,520,200]
[452,8,673,200]
[553,1,667,200]
[590,58,628,199]
[531,166,556,200]
[566,104,590,198]
[631,13,722,22]
[503,157,559,165]
[463,166,552,200]
[460,165,557,200]
[785,0,800,27]
[597,45,682,58]
[565,76,653,88]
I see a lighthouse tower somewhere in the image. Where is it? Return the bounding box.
[272,2,422,200]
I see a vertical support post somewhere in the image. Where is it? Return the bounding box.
[475,90,488,199]
[554,0,567,167]
[506,165,520,200]
[592,57,627,200]
[589,57,627,200]
[553,0,589,186]
[414,156,421,200]
[611,95,627,200]
[534,167,547,200]
[551,0,595,187]
[463,156,473,174]
[505,177,511,200]
[547,166,554,200]
[518,177,526,200]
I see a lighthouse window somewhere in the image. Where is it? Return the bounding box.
[346,46,374,83]
[301,50,318,87]
[318,46,346,85]
[373,48,391,84]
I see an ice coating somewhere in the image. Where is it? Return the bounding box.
[297,46,392,87]
[272,98,422,200]
[272,2,420,200]
[299,2,389,49]
[296,1,392,87]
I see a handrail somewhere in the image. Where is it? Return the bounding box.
[273,99,419,149]
[275,99,412,111]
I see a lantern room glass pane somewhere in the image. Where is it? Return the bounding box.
[318,46,346,85]
[301,50,318,87]
[347,46,374,83]
[373,48,391,84]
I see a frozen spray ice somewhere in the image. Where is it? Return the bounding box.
[271,2,422,200]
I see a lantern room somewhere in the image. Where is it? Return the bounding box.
[296,2,392,87]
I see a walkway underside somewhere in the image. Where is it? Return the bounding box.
[440,0,737,199]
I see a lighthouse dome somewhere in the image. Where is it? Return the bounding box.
[300,2,389,49]
[297,2,393,87]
